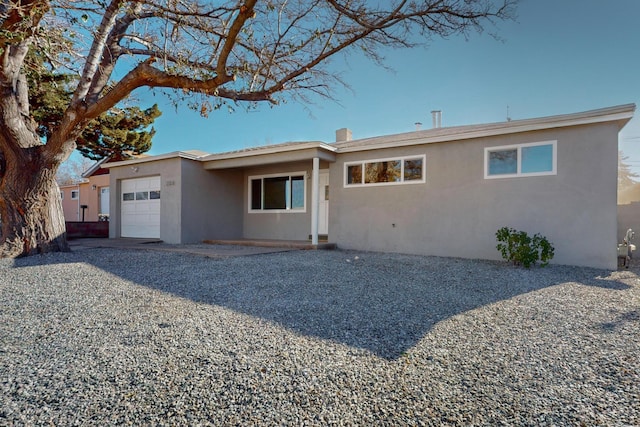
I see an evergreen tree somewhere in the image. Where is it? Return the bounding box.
[0,0,515,257]
[27,51,160,161]
[76,105,161,161]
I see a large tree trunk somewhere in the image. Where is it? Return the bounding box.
[0,150,69,257]
[0,34,72,258]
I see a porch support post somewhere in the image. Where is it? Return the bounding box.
[311,157,320,245]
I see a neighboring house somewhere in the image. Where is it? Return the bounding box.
[617,183,640,239]
[60,183,81,221]
[104,104,636,269]
[60,158,111,222]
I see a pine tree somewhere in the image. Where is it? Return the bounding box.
[0,0,515,257]
[27,50,160,161]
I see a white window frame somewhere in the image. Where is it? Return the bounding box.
[484,140,557,179]
[248,171,307,213]
[60,191,64,200]
[344,154,427,187]
[71,190,79,200]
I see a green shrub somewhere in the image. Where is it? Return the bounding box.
[495,227,555,268]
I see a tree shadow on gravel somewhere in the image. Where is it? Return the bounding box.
[9,248,634,360]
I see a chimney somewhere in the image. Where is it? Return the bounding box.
[415,122,422,131]
[431,110,442,128]
[336,128,352,142]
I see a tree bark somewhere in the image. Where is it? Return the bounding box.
[0,148,69,257]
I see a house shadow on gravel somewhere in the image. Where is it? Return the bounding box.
[15,248,634,360]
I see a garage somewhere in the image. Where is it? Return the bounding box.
[121,176,161,238]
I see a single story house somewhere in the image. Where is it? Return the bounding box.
[104,104,636,269]
[60,158,111,222]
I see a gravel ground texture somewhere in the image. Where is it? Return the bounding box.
[1,246,639,426]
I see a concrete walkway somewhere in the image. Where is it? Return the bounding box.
[69,238,310,258]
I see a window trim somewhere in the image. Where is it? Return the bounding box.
[71,190,79,200]
[344,154,426,187]
[484,140,557,179]
[248,171,307,213]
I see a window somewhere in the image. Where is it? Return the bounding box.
[71,190,79,200]
[60,191,64,200]
[122,191,161,201]
[485,141,556,179]
[345,155,425,186]
[365,160,401,183]
[249,173,306,212]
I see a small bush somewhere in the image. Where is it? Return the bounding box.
[496,227,555,268]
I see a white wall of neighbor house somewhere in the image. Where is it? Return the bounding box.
[329,122,620,269]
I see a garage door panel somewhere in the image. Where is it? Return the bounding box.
[123,176,160,192]
[121,177,161,238]
[121,203,136,214]
[123,202,160,215]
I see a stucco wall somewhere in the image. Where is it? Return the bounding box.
[60,184,80,222]
[60,175,110,222]
[329,122,619,269]
[108,157,244,244]
[180,160,243,243]
[79,174,110,222]
[108,158,182,242]
[241,161,329,240]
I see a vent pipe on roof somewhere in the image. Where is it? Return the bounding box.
[431,110,442,128]
[336,128,352,142]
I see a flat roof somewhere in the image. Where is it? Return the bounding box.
[335,103,636,152]
[103,150,210,168]
[104,104,635,168]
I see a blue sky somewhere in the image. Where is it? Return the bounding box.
[132,0,640,169]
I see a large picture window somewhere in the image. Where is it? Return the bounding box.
[485,141,556,179]
[345,155,426,187]
[249,173,306,212]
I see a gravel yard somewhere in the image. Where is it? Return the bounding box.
[1,247,639,426]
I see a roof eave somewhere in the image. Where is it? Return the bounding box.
[200,141,337,162]
[80,158,108,178]
[337,103,636,153]
[103,150,210,168]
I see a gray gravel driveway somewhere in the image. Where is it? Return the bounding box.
[1,247,639,425]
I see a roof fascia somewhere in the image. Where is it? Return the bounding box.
[103,151,208,168]
[203,146,337,170]
[336,103,636,153]
[80,158,108,178]
[201,141,336,162]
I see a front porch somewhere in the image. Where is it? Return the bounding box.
[202,238,336,250]
[201,142,337,246]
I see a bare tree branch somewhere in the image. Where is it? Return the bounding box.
[0,0,518,256]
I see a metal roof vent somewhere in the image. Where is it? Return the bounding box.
[431,110,442,128]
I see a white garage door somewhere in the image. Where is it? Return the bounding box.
[121,176,161,238]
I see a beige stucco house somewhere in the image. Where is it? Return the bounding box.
[60,159,111,222]
[104,104,636,269]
